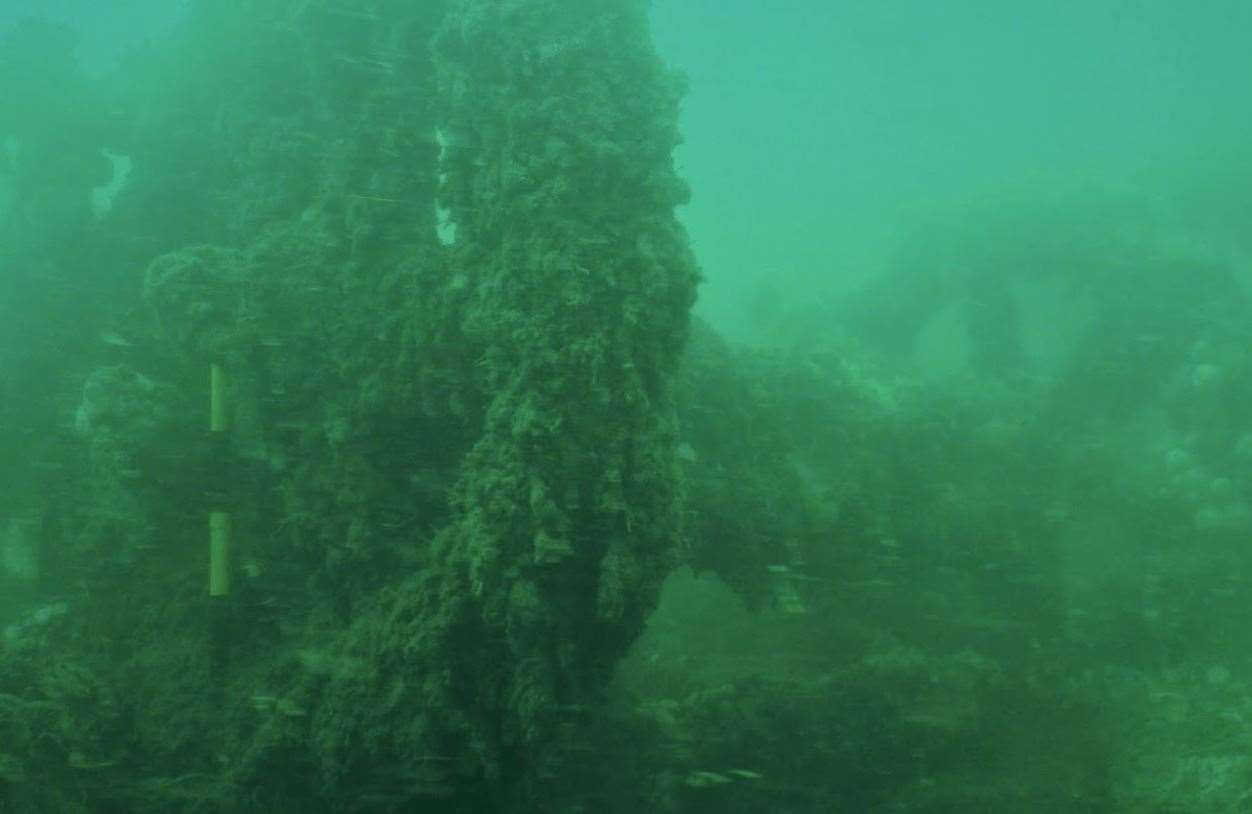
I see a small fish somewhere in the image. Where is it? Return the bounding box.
[727,769,763,780]
[100,331,131,347]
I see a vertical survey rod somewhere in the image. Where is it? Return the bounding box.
[209,363,231,672]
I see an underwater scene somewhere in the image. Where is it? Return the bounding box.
[2,1,1252,811]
